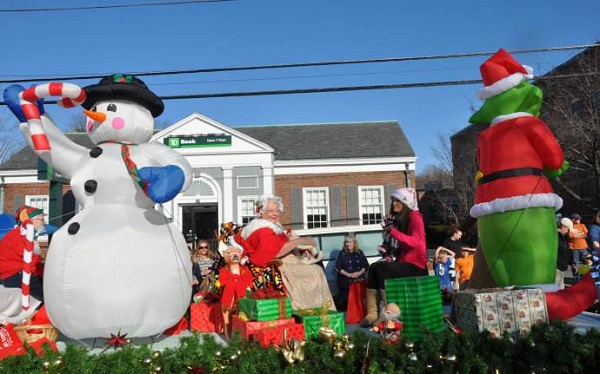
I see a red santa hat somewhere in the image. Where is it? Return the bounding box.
[477,48,534,100]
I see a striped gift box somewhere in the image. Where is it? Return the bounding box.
[385,276,445,341]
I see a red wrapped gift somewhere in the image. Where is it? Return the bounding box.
[0,324,25,359]
[190,302,224,333]
[26,337,58,356]
[231,315,294,340]
[164,317,189,336]
[254,322,305,348]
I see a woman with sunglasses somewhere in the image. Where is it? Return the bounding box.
[360,188,428,327]
[191,239,216,295]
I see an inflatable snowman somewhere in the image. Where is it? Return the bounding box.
[4,74,193,339]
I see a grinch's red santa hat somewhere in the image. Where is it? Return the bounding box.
[477,48,534,100]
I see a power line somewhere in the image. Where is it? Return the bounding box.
[0,0,234,13]
[0,72,594,106]
[0,44,596,85]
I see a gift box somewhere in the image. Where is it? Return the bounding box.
[0,324,24,359]
[238,297,292,321]
[190,302,224,333]
[231,315,295,340]
[385,276,445,342]
[452,287,548,339]
[293,309,345,340]
[254,322,305,348]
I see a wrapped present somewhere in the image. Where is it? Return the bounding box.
[238,296,292,321]
[190,302,224,333]
[0,323,24,359]
[385,276,445,342]
[254,322,305,348]
[293,308,345,340]
[452,287,548,339]
[231,315,295,340]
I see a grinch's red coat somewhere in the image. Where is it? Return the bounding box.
[472,113,564,217]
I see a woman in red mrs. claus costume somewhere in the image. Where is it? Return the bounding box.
[235,194,336,310]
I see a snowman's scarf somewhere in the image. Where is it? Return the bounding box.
[20,219,35,311]
[102,141,150,196]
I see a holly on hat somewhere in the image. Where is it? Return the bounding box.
[477,48,534,101]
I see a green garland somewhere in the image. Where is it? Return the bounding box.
[2,321,600,373]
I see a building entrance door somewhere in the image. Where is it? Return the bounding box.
[182,204,218,248]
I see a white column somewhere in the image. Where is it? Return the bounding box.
[222,167,233,222]
[262,166,274,195]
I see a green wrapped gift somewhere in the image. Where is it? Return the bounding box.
[238,297,292,321]
[385,276,445,342]
[293,309,345,340]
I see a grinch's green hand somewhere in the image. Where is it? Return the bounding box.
[544,160,569,179]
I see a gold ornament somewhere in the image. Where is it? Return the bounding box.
[406,340,418,363]
[275,329,306,364]
[42,361,51,372]
[318,326,338,343]
[152,351,161,360]
[153,366,162,373]
[54,357,64,367]
[333,341,345,361]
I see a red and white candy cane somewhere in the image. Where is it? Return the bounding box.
[19,83,86,152]
[20,219,35,311]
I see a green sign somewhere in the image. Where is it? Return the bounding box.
[164,135,232,148]
[37,158,70,184]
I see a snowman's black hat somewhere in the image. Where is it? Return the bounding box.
[82,74,164,117]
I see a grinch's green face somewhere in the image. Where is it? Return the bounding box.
[469,82,543,125]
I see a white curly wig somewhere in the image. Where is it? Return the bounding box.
[254,194,284,216]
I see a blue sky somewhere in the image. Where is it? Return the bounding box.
[0,0,599,173]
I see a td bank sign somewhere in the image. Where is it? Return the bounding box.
[165,135,232,148]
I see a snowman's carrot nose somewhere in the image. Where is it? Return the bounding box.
[83,110,107,123]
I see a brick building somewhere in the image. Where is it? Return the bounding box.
[0,113,416,252]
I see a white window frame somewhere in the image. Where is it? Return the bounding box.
[358,185,385,225]
[238,195,258,225]
[25,195,50,223]
[302,187,329,229]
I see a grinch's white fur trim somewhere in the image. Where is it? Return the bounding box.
[470,193,562,218]
[241,218,286,238]
[490,112,533,126]
[477,65,534,101]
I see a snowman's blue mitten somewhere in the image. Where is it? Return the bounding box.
[3,84,45,123]
[4,85,26,122]
[138,165,185,203]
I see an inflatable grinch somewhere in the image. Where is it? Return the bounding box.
[469,49,568,287]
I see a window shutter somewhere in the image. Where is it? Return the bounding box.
[330,186,342,227]
[13,194,23,211]
[347,186,359,226]
[290,187,302,230]
[385,184,397,211]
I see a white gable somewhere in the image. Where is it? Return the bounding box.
[152,112,274,169]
